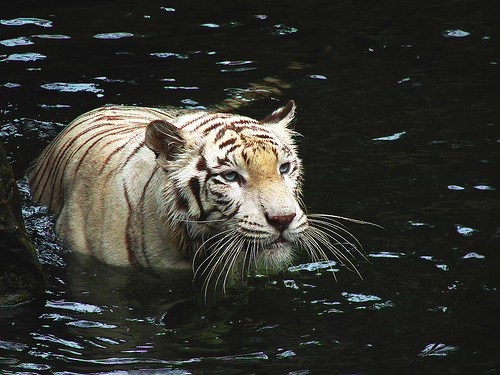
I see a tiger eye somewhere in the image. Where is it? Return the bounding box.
[223,171,238,181]
[279,162,291,174]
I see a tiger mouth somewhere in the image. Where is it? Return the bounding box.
[264,235,293,250]
[274,235,285,244]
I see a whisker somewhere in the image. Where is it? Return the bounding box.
[307,218,363,258]
[307,227,363,278]
[299,232,338,280]
[174,217,227,224]
[240,239,252,282]
[220,236,246,293]
[298,233,321,264]
[192,229,235,274]
[193,231,239,288]
[309,226,357,266]
[301,231,335,266]
[251,237,260,269]
[203,234,241,295]
[308,213,384,230]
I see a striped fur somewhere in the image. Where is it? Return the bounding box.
[28,101,366,287]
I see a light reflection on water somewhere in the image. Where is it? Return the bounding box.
[1,0,499,373]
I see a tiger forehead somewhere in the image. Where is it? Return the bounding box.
[240,145,279,178]
[215,130,282,161]
[212,123,276,144]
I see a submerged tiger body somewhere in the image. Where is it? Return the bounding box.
[28,102,361,286]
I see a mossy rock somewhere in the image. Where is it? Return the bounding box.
[0,142,46,306]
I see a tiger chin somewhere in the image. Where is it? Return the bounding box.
[28,101,363,291]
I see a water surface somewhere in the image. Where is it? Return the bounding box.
[1,0,499,374]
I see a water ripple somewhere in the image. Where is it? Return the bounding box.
[419,343,459,357]
[31,333,84,349]
[93,32,134,39]
[1,53,46,62]
[46,300,103,313]
[40,82,103,95]
[0,37,34,47]
[0,18,52,27]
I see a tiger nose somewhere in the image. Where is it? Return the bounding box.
[266,213,296,232]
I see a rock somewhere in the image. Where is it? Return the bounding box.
[0,141,46,306]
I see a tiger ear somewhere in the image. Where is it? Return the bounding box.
[260,100,295,128]
[145,120,185,167]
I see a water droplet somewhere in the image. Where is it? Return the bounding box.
[272,24,298,36]
[462,252,485,259]
[0,37,33,47]
[368,251,404,258]
[1,53,46,62]
[308,74,327,80]
[93,32,134,39]
[0,18,52,27]
[3,83,21,88]
[420,343,458,356]
[341,292,381,303]
[447,184,465,190]
[32,34,70,40]
[151,52,188,59]
[40,82,103,95]
[443,29,470,38]
[276,349,296,358]
[456,225,475,236]
[373,131,406,141]
[201,23,220,28]
[473,185,496,191]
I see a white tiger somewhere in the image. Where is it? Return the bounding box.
[28,101,363,287]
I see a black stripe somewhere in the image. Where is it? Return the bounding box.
[37,129,83,211]
[123,184,140,267]
[139,167,157,207]
[46,125,134,210]
[195,155,207,171]
[188,177,206,220]
[218,137,237,149]
[229,118,258,126]
[211,178,225,185]
[175,190,190,211]
[240,228,268,236]
[180,112,215,130]
[96,138,145,175]
[253,133,273,140]
[214,127,227,142]
[139,168,156,258]
[225,144,240,155]
[201,121,225,136]
[213,197,232,205]
[121,140,147,168]
[124,181,151,268]
[216,156,231,166]
[208,188,225,199]
[69,127,137,176]
[224,204,240,219]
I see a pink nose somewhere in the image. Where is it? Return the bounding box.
[266,213,296,232]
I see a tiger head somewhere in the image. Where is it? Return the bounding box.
[145,101,358,287]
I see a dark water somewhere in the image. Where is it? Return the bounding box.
[1,0,499,374]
